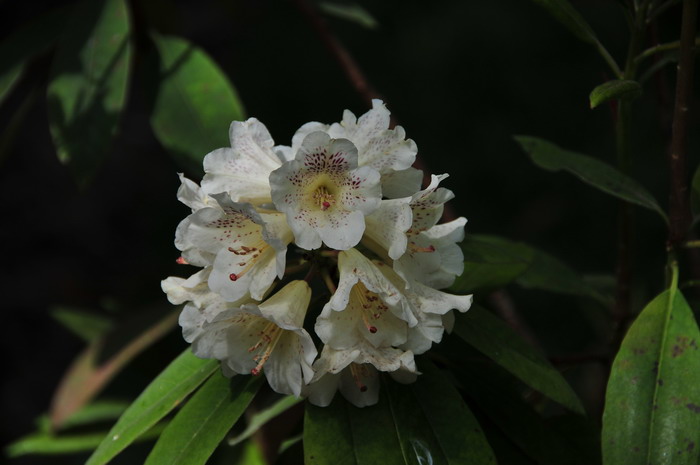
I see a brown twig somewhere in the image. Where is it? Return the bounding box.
[667,0,697,250]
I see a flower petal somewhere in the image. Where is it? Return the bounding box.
[270,132,380,250]
[364,198,412,260]
[327,100,416,174]
[202,118,281,203]
[381,167,423,199]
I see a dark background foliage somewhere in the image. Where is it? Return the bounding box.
[1,0,695,463]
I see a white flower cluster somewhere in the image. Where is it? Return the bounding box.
[162,100,472,407]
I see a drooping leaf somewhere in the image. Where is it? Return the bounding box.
[47,0,132,187]
[529,0,599,44]
[516,248,611,305]
[319,2,379,29]
[150,33,245,173]
[454,359,599,465]
[454,305,585,414]
[43,400,129,433]
[602,287,700,465]
[228,395,303,447]
[145,372,263,465]
[49,309,178,429]
[6,424,165,458]
[304,361,495,465]
[515,135,667,221]
[85,349,218,465]
[589,80,642,109]
[450,235,534,293]
[50,307,112,342]
[0,7,69,103]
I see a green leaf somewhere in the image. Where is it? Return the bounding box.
[145,372,263,465]
[228,395,302,447]
[51,307,112,342]
[319,2,379,29]
[304,361,495,465]
[515,135,667,221]
[47,0,132,188]
[85,349,218,465]
[602,287,700,465]
[6,424,165,458]
[150,33,245,173]
[589,80,642,109]
[0,7,69,104]
[516,248,611,305]
[450,235,534,293]
[0,66,22,104]
[49,309,178,429]
[529,0,598,44]
[454,305,585,414]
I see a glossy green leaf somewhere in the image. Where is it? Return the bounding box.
[455,360,598,465]
[451,235,533,293]
[145,372,263,465]
[515,135,667,220]
[47,0,132,187]
[305,361,495,465]
[228,395,302,447]
[150,34,245,173]
[85,349,218,465]
[6,424,165,458]
[51,307,112,342]
[0,7,69,103]
[602,287,700,465]
[50,309,178,429]
[516,248,611,305]
[454,305,585,414]
[589,80,642,109]
[319,2,379,29]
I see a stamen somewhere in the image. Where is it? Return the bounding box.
[229,273,238,281]
[247,322,282,376]
[175,256,188,265]
[409,242,436,253]
[350,364,368,392]
[313,185,334,211]
[352,284,381,334]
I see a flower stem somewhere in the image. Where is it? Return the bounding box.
[667,0,698,251]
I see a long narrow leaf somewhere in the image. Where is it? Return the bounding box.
[49,309,178,429]
[602,287,700,465]
[454,305,585,414]
[228,395,302,447]
[144,373,263,465]
[515,135,667,221]
[85,349,218,465]
[6,424,165,458]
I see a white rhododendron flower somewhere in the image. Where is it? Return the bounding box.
[394,174,467,289]
[270,131,381,250]
[192,280,317,397]
[162,101,472,408]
